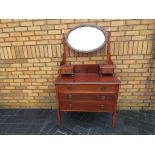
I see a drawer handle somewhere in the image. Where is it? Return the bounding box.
[69,103,72,109]
[101,95,105,100]
[100,86,107,91]
[67,86,72,91]
[100,104,104,110]
[68,94,72,99]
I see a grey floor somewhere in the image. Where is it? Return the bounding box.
[0,109,154,135]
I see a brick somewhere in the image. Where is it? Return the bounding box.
[48,45,53,57]
[147,34,155,40]
[140,30,154,35]
[133,25,148,30]
[49,40,61,44]
[37,40,48,45]
[33,63,44,66]
[137,41,143,54]
[3,28,14,32]
[68,24,79,29]
[14,79,25,83]
[132,41,138,54]
[0,42,11,46]
[29,67,40,71]
[48,30,61,34]
[111,31,124,36]
[36,79,47,82]
[130,64,142,68]
[111,20,125,26]
[33,20,46,25]
[117,64,129,69]
[12,42,23,46]
[7,22,19,27]
[55,24,67,29]
[35,46,40,58]
[20,21,33,26]
[24,41,36,45]
[142,41,148,54]
[0,23,7,28]
[47,20,60,24]
[30,36,42,40]
[22,31,34,36]
[35,71,46,74]
[74,19,89,23]
[15,27,27,31]
[123,60,136,64]
[61,19,74,24]
[5,37,16,42]
[6,47,12,59]
[28,59,39,63]
[42,35,55,40]
[0,33,9,37]
[132,36,146,40]
[0,38,4,42]
[126,31,139,35]
[40,67,51,70]
[126,20,141,25]
[117,36,132,41]
[30,75,41,78]
[35,31,47,35]
[38,86,48,89]
[148,24,155,30]
[97,22,110,26]
[119,25,133,31]
[137,59,149,64]
[40,58,51,62]
[136,68,148,72]
[10,83,21,86]
[17,37,29,41]
[41,25,54,30]
[23,70,34,74]
[141,19,155,24]
[28,26,41,31]
[10,32,21,36]
[77,57,89,61]
[129,73,142,77]
[121,85,133,89]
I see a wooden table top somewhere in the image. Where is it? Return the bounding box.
[55,73,120,85]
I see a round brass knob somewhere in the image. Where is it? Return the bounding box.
[100,86,107,91]
[67,86,72,91]
[68,94,72,99]
[101,95,105,100]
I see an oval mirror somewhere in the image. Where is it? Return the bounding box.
[65,24,107,53]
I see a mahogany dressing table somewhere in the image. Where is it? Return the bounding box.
[55,25,120,128]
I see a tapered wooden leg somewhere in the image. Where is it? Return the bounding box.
[57,110,60,127]
[112,111,116,128]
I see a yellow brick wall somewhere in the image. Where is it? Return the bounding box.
[0,19,155,110]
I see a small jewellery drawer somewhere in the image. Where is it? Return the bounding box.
[58,84,116,93]
[59,93,116,102]
[59,100,115,112]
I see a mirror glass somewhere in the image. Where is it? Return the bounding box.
[66,25,106,53]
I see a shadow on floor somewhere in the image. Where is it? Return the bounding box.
[0,109,154,135]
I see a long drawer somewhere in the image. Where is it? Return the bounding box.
[59,100,115,112]
[58,84,117,93]
[59,93,116,102]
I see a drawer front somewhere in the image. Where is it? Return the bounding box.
[58,84,116,93]
[59,93,116,102]
[100,68,114,75]
[59,100,115,112]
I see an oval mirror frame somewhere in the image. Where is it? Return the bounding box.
[65,24,107,53]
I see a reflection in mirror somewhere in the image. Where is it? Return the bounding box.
[66,25,106,53]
